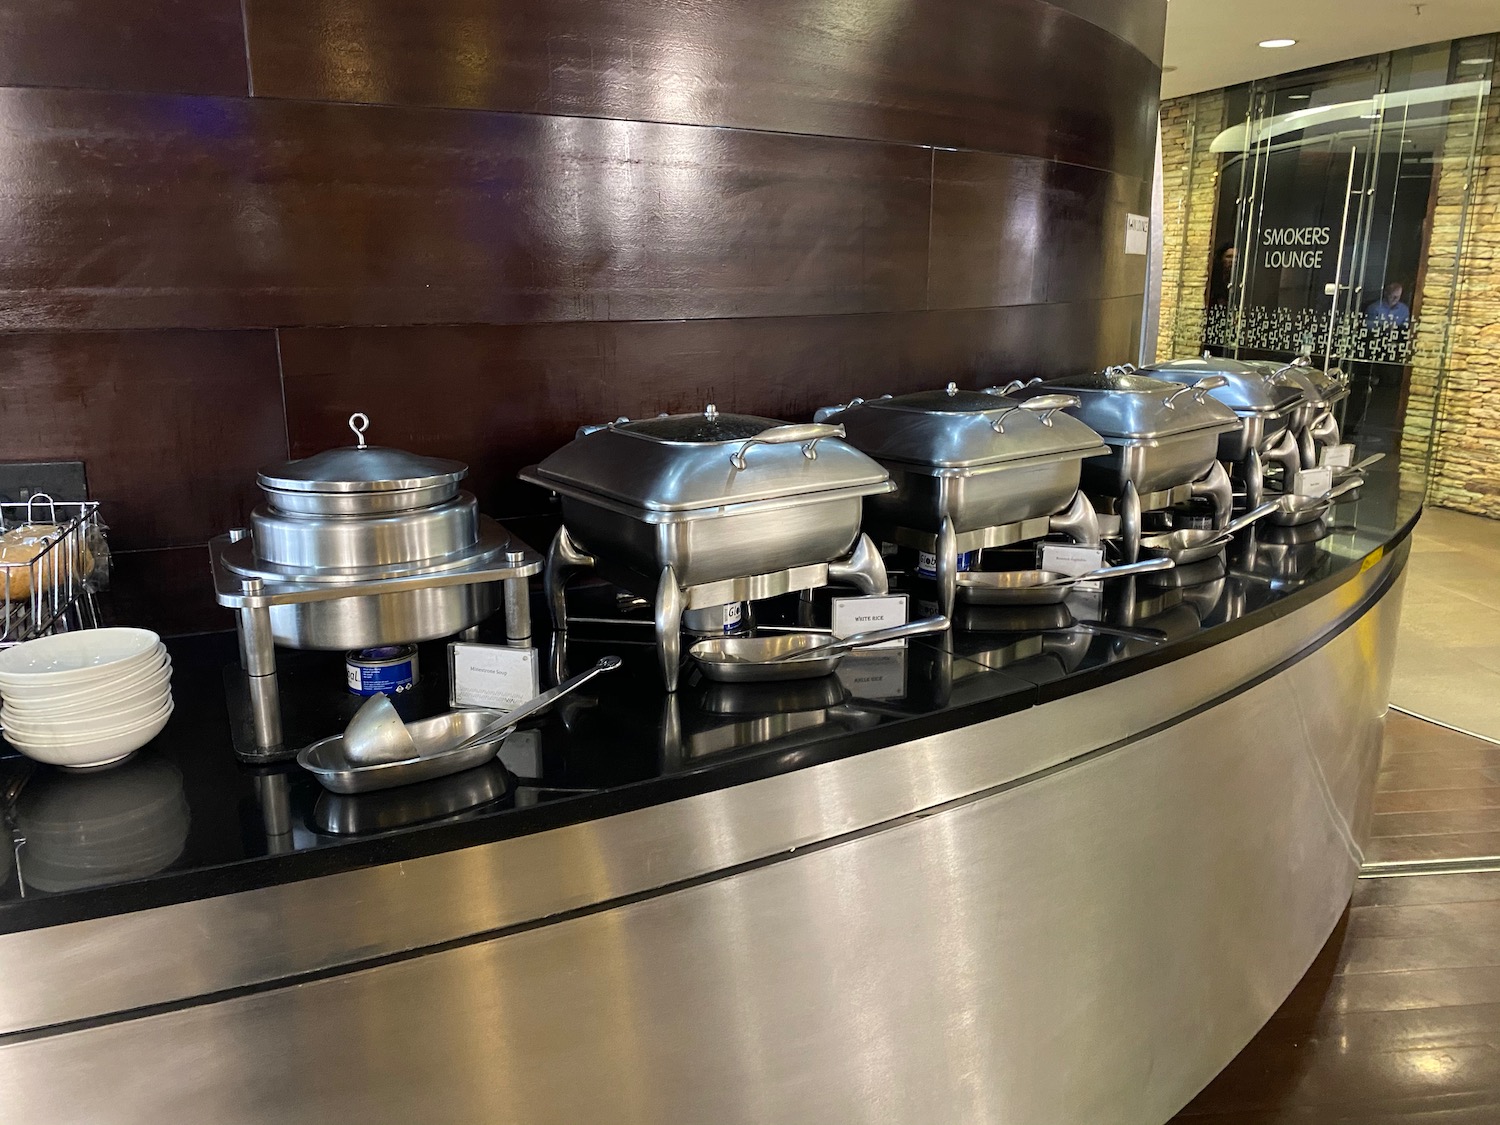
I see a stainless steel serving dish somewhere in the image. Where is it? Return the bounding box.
[1240,360,1349,460]
[220,415,514,650]
[524,406,894,690]
[298,709,515,795]
[1008,370,1240,497]
[815,385,1107,535]
[212,414,541,761]
[1140,358,1304,461]
[523,407,892,590]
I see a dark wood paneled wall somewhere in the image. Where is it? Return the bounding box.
[0,0,1163,632]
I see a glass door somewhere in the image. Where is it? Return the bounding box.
[1173,39,1493,482]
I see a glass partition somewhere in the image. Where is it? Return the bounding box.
[1161,36,1495,507]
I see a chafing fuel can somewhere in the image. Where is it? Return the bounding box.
[345,645,419,696]
[917,549,979,579]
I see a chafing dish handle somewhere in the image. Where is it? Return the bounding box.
[987,394,1079,433]
[1163,374,1228,408]
[980,378,1042,396]
[1016,394,1079,427]
[729,423,846,469]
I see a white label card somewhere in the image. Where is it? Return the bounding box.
[831,594,909,649]
[1125,213,1150,256]
[449,643,540,711]
[1292,466,1334,499]
[1039,543,1105,590]
[1319,443,1355,469]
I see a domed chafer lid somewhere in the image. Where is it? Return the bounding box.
[257,413,468,495]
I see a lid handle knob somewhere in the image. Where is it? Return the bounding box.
[348,413,370,449]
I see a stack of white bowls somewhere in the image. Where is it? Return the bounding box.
[0,629,173,771]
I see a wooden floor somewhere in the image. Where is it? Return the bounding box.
[1368,712,1500,869]
[1170,712,1500,1123]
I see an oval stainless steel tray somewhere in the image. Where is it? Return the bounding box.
[297,710,512,795]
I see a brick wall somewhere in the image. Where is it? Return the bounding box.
[1155,90,1226,362]
[1404,41,1500,517]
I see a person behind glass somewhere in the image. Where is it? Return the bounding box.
[1203,243,1238,357]
[1354,282,1412,434]
[1365,281,1410,328]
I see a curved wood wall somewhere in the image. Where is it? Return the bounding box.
[0,0,1164,624]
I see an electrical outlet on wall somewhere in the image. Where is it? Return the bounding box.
[0,462,89,506]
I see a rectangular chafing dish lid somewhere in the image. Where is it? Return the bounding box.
[521,410,893,513]
[1142,358,1304,418]
[1015,371,1242,441]
[824,388,1108,469]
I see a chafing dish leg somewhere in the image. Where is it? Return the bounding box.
[1191,461,1233,529]
[1120,482,1141,564]
[1243,449,1264,511]
[827,534,889,597]
[656,566,685,692]
[1309,410,1341,458]
[503,579,531,641]
[237,600,283,751]
[1048,491,1101,547]
[936,518,958,619]
[1261,431,1300,489]
[544,527,596,632]
[1296,425,1318,470]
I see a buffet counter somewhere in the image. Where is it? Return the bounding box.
[0,481,1415,1125]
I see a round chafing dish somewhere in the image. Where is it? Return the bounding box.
[221,414,515,651]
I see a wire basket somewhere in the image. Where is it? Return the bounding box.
[0,495,104,647]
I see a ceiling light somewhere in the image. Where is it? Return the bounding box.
[1287,93,1311,99]
[1459,58,1489,65]
[1259,38,1298,48]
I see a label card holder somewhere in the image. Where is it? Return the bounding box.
[1291,465,1334,499]
[448,643,541,711]
[831,594,909,649]
[1039,543,1105,591]
[1319,443,1355,470]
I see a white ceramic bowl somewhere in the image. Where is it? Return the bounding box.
[0,646,166,707]
[2,703,174,770]
[0,629,163,690]
[3,690,173,735]
[0,659,172,717]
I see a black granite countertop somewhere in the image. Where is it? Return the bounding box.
[0,474,1419,933]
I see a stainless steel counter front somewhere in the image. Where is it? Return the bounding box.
[0,532,1408,1125]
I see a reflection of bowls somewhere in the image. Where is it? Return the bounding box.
[14,756,188,892]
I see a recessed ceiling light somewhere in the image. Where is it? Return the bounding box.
[1460,58,1489,65]
[1287,93,1311,99]
[1259,38,1298,49]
